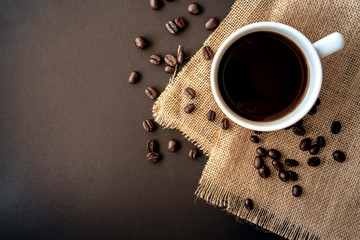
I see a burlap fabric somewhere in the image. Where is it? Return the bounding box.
[153,0,360,239]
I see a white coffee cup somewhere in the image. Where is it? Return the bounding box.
[211,22,344,131]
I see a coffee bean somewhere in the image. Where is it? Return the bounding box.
[143,119,154,132]
[202,46,214,60]
[150,55,162,65]
[174,17,186,29]
[128,71,139,84]
[308,105,317,115]
[149,0,160,10]
[167,139,179,152]
[134,36,147,49]
[331,121,341,134]
[316,136,326,147]
[189,149,199,159]
[254,131,262,135]
[145,87,158,100]
[293,125,306,136]
[256,147,267,157]
[253,156,264,169]
[177,48,185,64]
[147,152,160,163]
[309,144,320,155]
[258,165,270,178]
[307,157,320,166]
[285,159,299,167]
[184,87,196,99]
[287,171,298,181]
[272,160,283,171]
[187,3,200,15]
[292,185,302,197]
[206,110,216,121]
[164,54,177,67]
[315,98,321,106]
[333,150,346,162]
[184,104,195,114]
[165,20,179,35]
[244,198,254,211]
[278,171,289,182]
[147,140,158,152]
[164,65,175,73]
[268,149,281,160]
[205,17,219,30]
[221,118,229,130]
[250,135,259,143]
[300,138,311,151]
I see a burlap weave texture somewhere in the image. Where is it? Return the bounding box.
[153,0,360,239]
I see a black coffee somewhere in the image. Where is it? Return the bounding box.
[218,31,308,122]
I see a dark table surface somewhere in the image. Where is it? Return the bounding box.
[0,1,284,239]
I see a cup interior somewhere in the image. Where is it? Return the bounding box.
[211,22,322,131]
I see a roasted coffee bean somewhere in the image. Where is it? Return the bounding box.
[308,105,317,115]
[221,118,229,130]
[250,135,259,143]
[254,131,262,135]
[164,65,175,73]
[287,171,298,181]
[134,36,147,49]
[293,125,306,136]
[128,71,139,84]
[177,48,185,64]
[189,149,199,159]
[256,147,267,157]
[244,198,254,211]
[150,55,162,65]
[143,119,154,132]
[258,165,270,178]
[206,110,216,121]
[268,149,281,160]
[202,46,214,60]
[147,152,160,163]
[187,3,200,15]
[205,17,219,30]
[165,21,179,35]
[272,160,283,171]
[253,156,264,169]
[285,159,299,167]
[315,98,321,106]
[164,54,177,67]
[184,87,196,99]
[309,144,320,155]
[149,0,160,10]
[145,87,158,100]
[167,139,179,152]
[333,150,346,162]
[307,157,320,166]
[292,185,302,197]
[316,136,326,147]
[175,17,186,29]
[147,140,158,152]
[299,138,311,151]
[278,170,289,182]
[184,104,195,114]
[331,121,341,134]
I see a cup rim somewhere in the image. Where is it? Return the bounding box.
[211,22,322,131]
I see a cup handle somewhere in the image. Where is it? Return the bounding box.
[312,32,344,58]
